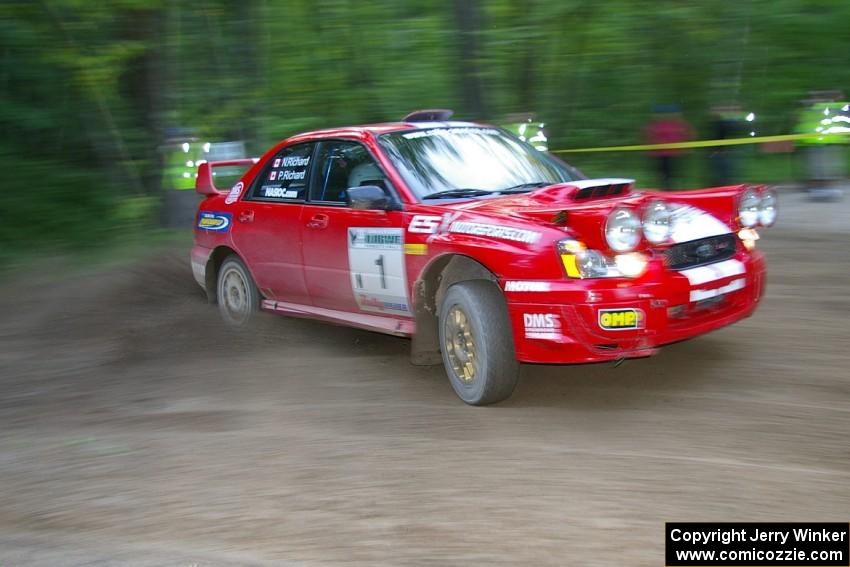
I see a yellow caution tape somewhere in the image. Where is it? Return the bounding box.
[551,132,848,154]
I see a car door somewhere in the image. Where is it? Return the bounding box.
[300,139,410,316]
[230,142,315,305]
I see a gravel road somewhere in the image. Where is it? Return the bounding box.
[1,190,848,566]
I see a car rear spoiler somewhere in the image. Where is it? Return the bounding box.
[195,158,259,196]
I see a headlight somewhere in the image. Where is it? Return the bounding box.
[574,249,610,278]
[557,239,647,279]
[738,187,760,228]
[605,207,641,252]
[642,201,672,244]
[758,188,778,227]
[614,252,649,278]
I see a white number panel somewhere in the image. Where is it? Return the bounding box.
[347,228,411,315]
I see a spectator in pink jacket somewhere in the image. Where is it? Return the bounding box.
[645,105,694,189]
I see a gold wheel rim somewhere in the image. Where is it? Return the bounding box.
[444,306,477,383]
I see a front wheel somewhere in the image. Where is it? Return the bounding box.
[217,255,260,327]
[438,280,519,405]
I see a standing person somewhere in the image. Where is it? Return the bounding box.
[795,91,848,201]
[644,105,693,190]
[709,104,744,186]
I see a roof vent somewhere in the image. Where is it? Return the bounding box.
[402,109,454,122]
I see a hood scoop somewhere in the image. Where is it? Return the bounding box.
[529,178,635,203]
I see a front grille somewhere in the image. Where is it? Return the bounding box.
[664,233,737,270]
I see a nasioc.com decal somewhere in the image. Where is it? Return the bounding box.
[197,212,232,232]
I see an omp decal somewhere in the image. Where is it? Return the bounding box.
[598,308,644,331]
[197,212,232,232]
[669,205,730,243]
[690,278,746,302]
[680,259,746,286]
[224,181,244,205]
[504,281,551,292]
[523,313,560,340]
[348,227,411,315]
[449,221,541,244]
[404,243,428,255]
[408,215,442,234]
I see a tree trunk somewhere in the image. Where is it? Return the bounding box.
[453,0,488,119]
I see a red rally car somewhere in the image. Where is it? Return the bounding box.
[191,111,777,405]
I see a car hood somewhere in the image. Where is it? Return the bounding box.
[441,178,639,218]
[420,178,740,251]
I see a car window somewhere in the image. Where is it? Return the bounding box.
[247,143,315,202]
[309,141,388,204]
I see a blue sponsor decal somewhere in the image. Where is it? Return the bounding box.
[197,212,232,232]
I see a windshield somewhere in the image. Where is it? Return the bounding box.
[378,127,583,199]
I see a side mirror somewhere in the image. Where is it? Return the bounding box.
[346,185,396,210]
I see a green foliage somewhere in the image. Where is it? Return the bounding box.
[2,0,848,263]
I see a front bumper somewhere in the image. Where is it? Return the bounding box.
[504,249,766,364]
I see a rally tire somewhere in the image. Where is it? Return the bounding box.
[438,280,519,405]
[216,255,260,328]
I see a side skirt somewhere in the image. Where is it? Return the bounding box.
[261,300,415,337]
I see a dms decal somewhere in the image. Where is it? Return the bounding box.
[224,181,244,205]
[523,313,560,340]
[598,308,645,331]
[449,221,541,244]
[197,212,232,232]
[408,215,442,234]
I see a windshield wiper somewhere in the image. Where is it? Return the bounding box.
[423,182,553,200]
[423,188,493,200]
[499,181,553,193]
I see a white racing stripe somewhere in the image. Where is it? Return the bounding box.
[669,205,731,243]
[690,278,746,302]
[680,259,746,286]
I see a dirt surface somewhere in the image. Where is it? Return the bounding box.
[1,191,848,566]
